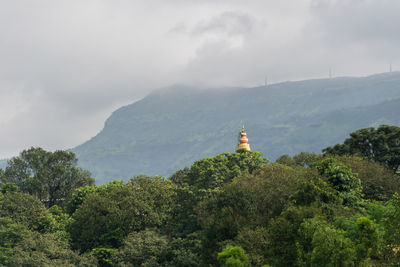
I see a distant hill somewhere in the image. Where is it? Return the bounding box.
[72,72,400,184]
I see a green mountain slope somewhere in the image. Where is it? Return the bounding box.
[73,73,400,184]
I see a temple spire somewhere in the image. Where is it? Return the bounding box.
[236,125,251,152]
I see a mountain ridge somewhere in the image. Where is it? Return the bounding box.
[69,72,400,183]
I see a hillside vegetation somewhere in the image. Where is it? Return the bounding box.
[73,72,400,184]
[0,125,400,266]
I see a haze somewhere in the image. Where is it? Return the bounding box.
[1,0,399,159]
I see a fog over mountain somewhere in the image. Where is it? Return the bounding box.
[72,73,400,184]
[1,0,400,159]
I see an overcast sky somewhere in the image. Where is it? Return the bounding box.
[1,0,399,159]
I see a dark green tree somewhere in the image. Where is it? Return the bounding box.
[69,176,176,252]
[66,180,124,215]
[1,147,94,207]
[313,158,363,207]
[332,155,400,201]
[114,229,168,267]
[0,217,28,266]
[8,231,97,266]
[323,125,400,173]
[0,191,53,232]
[310,223,356,266]
[234,227,269,267]
[168,151,268,237]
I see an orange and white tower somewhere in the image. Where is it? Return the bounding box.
[236,125,251,152]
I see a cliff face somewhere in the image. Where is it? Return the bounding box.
[72,73,400,184]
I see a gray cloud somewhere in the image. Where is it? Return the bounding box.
[192,11,257,37]
[0,0,399,158]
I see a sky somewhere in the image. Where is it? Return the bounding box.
[1,0,399,159]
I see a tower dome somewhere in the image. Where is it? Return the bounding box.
[236,125,251,152]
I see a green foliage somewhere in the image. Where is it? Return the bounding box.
[168,151,267,238]
[166,236,202,267]
[217,245,251,267]
[0,191,53,232]
[4,124,400,266]
[354,216,382,260]
[198,183,257,264]
[293,152,323,168]
[310,223,356,266]
[323,125,400,173]
[297,216,356,266]
[332,155,400,201]
[91,247,117,267]
[66,180,124,214]
[0,182,18,193]
[0,217,28,266]
[314,158,363,207]
[1,147,94,207]
[114,229,168,267]
[234,227,269,267]
[69,176,176,252]
[267,206,320,267]
[240,163,303,224]
[48,205,72,242]
[180,151,268,190]
[275,154,296,167]
[8,231,97,266]
[276,152,322,168]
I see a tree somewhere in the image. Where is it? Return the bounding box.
[8,231,97,266]
[275,152,322,168]
[297,216,356,266]
[293,152,323,168]
[66,180,124,215]
[168,151,268,238]
[332,155,400,201]
[91,247,117,267]
[176,151,268,190]
[275,155,296,167]
[382,193,400,264]
[267,206,320,267]
[0,191,53,233]
[217,245,251,267]
[1,147,94,207]
[0,217,28,266]
[69,176,176,252]
[310,223,356,266]
[114,229,169,267]
[323,125,400,173]
[197,183,257,264]
[234,227,269,267]
[313,158,363,207]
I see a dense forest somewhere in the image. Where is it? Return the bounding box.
[1,124,400,266]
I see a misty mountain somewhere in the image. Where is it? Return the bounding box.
[72,72,400,184]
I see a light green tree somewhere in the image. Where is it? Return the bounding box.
[218,245,251,267]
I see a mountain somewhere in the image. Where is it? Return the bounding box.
[73,72,400,184]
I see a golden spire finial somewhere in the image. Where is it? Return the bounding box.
[236,125,251,152]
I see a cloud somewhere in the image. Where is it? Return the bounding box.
[192,11,257,37]
[0,0,399,158]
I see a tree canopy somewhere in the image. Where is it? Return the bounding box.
[323,125,400,173]
[1,125,400,266]
[1,147,94,207]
